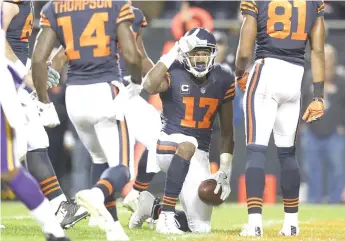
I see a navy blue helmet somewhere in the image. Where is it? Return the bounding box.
[182,28,218,78]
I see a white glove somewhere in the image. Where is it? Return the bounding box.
[208,170,231,201]
[47,66,60,88]
[36,102,60,128]
[177,28,201,54]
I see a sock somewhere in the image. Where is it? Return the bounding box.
[7,168,45,210]
[248,213,262,227]
[245,145,266,217]
[162,154,190,212]
[104,197,118,222]
[91,163,117,220]
[278,147,300,215]
[133,149,155,192]
[30,198,65,238]
[26,149,66,205]
[94,165,130,202]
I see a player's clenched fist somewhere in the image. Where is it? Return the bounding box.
[302,97,324,123]
[236,72,249,92]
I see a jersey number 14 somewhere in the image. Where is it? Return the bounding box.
[57,13,110,60]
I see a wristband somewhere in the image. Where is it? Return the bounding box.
[219,153,233,172]
[159,43,179,69]
[313,82,324,98]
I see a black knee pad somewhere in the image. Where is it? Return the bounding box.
[101,165,130,191]
[277,147,299,171]
[246,144,267,170]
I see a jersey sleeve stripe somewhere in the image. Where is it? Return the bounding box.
[116,13,135,24]
[39,14,51,27]
[240,5,258,14]
[225,88,235,95]
[224,92,235,100]
[119,2,131,12]
[118,9,133,18]
[241,2,258,12]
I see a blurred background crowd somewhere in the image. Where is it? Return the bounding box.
[3,1,345,205]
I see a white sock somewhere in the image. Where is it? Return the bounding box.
[91,187,105,203]
[30,198,65,238]
[50,194,67,214]
[248,213,262,227]
[284,213,298,226]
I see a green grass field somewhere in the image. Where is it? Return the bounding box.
[1,201,344,241]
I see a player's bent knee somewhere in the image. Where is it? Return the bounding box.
[277,146,299,171]
[100,164,130,191]
[246,144,267,169]
[176,142,197,160]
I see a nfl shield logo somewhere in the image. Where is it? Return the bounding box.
[200,87,206,94]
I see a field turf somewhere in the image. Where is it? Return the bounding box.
[1,201,344,241]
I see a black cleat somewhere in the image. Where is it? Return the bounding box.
[55,199,89,229]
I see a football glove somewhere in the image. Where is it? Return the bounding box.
[177,28,201,54]
[208,170,231,201]
[47,66,60,88]
[36,102,60,128]
[236,72,249,92]
[302,97,325,123]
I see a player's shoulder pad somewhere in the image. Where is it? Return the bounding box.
[212,63,235,85]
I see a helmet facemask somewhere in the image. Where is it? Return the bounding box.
[183,46,217,78]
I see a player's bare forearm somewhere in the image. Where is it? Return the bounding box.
[219,101,234,155]
[49,46,68,74]
[235,14,257,77]
[32,28,57,103]
[143,62,169,94]
[117,22,142,84]
[136,32,154,75]
[310,16,326,97]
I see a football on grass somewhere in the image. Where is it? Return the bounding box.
[198,179,224,206]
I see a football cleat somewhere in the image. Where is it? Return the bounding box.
[279,224,299,236]
[55,199,89,229]
[45,234,70,241]
[128,191,155,229]
[76,189,129,241]
[156,211,183,235]
[239,224,263,237]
